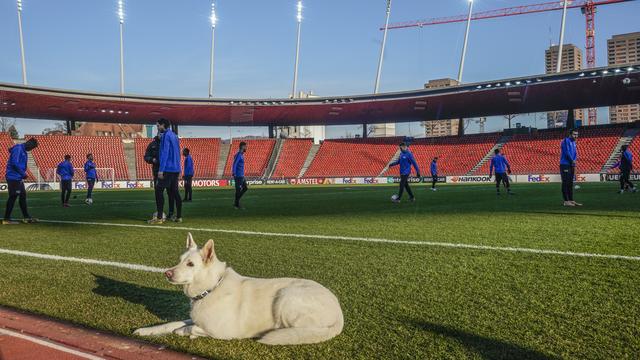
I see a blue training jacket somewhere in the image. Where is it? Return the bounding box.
[390,149,420,176]
[84,160,97,180]
[490,154,511,174]
[159,129,181,173]
[612,149,633,171]
[5,144,28,181]
[183,155,194,177]
[430,161,437,175]
[560,137,577,166]
[232,151,245,177]
[56,160,75,181]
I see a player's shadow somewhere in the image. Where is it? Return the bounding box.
[407,320,558,360]
[91,274,189,322]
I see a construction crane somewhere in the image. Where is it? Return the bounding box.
[383,0,635,126]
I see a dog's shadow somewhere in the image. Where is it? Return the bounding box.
[92,274,189,322]
[407,320,559,360]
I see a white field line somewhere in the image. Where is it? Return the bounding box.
[36,219,640,262]
[0,248,164,273]
[0,327,106,360]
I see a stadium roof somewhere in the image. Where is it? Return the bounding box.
[1,64,639,126]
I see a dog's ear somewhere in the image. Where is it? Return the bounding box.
[186,233,197,250]
[202,239,216,263]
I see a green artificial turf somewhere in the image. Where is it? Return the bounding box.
[0,183,638,359]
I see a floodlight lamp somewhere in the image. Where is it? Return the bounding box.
[118,0,125,23]
[210,2,217,27]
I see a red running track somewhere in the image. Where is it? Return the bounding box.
[0,306,205,360]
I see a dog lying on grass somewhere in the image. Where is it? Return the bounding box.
[134,233,344,345]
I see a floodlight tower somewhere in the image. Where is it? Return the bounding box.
[556,0,569,73]
[208,2,217,98]
[458,0,474,83]
[16,0,27,85]
[118,0,125,94]
[291,1,303,99]
[374,0,392,94]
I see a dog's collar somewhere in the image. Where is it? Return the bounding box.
[190,272,225,302]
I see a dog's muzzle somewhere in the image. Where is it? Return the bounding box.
[164,269,174,280]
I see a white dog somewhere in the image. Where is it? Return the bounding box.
[134,233,344,345]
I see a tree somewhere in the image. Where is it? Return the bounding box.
[42,122,69,135]
[0,117,16,132]
[8,125,19,139]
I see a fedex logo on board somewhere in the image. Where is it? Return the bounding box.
[527,175,550,183]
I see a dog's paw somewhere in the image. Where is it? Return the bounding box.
[133,327,155,336]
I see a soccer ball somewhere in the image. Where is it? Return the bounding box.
[391,194,399,201]
[85,198,93,205]
[574,185,581,190]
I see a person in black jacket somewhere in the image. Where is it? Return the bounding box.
[610,144,636,194]
[144,136,175,222]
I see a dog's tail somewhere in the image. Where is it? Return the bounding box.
[257,320,343,346]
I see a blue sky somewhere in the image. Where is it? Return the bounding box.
[1,0,638,138]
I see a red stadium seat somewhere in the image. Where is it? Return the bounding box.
[490,127,624,175]
[0,133,36,181]
[223,139,276,178]
[272,139,313,178]
[306,137,403,177]
[134,138,221,180]
[384,134,500,176]
[134,138,154,180]
[28,135,130,180]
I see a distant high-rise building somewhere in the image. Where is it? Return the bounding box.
[422,78,460,137]
[608,32,640,124]
[545,44,584,128]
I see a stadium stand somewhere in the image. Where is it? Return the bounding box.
[134,137,221,180]
[488,127,624,175]
[223,139,276,178]
[1,133,35,181]
[29,135,129,180]
[179,138,220,179]
[305,137,403,177]
[384,134,500,176]
[134,138,154,180]
[624,135,640,170]
[6,125,633,181]
[272,139,313,178]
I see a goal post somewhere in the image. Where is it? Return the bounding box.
[45,168,116,185]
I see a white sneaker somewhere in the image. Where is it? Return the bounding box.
[563,201,575,207]
[431,188,437,192]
